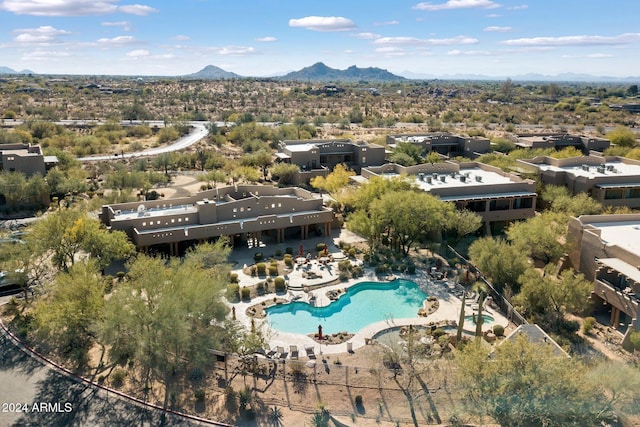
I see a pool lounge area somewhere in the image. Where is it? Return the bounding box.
[231,265,509,355]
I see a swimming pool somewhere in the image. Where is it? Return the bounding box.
[265,279,426,335]
[464,314,494,325]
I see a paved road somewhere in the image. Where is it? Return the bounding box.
[0,330,217,427]
[78,121,210,162]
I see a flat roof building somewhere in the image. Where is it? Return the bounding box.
[386,132,491,158]
[0,143,57,176]
[362,161,536,234]
[567,214,640,343]
[513,133,610,152]
[101,184,335,256]
[517,155,640,208]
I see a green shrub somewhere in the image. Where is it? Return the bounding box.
[432,328,447,338]
[241,287,251,300]
[492,324,505,337]
[274,277,286,293]
[438,334,450,346]
[316,243,326,252]
[348,248,356,258]
[275,249,282,257]
[111,368,127,387]
[256,263,266,275]
[284,257,293,268]
[582,317,597,334]
[268,265,278,276]
[353,266,363,277]
[226,284,240,302]
[285,247,293,255]
[339,271,350,281]
[229,273,239,283]
[194,389,205,402]
[250,265,257,276]
[630,330,640,351]
[407,264,416,274]
[256,282,266,295]
[254,252,263,262]
[338,260,351,271]
[374,265,387,275]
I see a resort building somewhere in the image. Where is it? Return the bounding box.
[567,214,640,344]
[276,139,386,184]
[385,132,491,158]
[101,185,335,256]
[513,133,610,152]
[361,161,537,234]
[0,143,57,176]
[517,155,640,209]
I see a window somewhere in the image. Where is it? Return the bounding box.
[467,200,486,212]
[605,189,624,200]
[626,188,640,199]
[489,199,510,211]
[513,197,533,209]
[362,156,366,164]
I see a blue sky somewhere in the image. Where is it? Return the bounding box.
[1,0,639,78]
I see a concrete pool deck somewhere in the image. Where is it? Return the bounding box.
[229,251,510,357]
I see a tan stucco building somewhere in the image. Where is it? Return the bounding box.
[518,155,640,209]
[513,133,610,152]
[567,214,640,342]
[276,139,386,184]
[386,132,491,158]
[0,143,57,176]
[362,161,537,234]
[101,185,335,256]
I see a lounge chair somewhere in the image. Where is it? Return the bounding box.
[266,348,277,358]
[290,345,299,360]
[305,346,316,359]
[277,346,287,359]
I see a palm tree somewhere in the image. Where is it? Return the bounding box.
[268,406,283,427]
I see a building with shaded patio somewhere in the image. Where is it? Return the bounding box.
[385,132,490,158]
[567,214,640,343]
[517,155,640,209]
[361,161,537,234]
[513,133,610,152]
[101,185,335,256]
[276,138,386,184]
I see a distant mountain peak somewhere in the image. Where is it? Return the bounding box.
[0,66,35,75]
[184,65,240,79]
[279,62,405,82]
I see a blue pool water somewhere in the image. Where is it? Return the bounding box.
[464,314,494,325]
[265,279,427,335]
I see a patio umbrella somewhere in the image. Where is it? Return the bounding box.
[318,324,323,341]
[299,243,304,257]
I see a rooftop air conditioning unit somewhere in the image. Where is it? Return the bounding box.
[582,165,590,171]
[606,165,614,171]
[597,166,606,174]
[440,175,446,182]
[426,176,432,184]
[475,175,482,182]
[460,175,466,182]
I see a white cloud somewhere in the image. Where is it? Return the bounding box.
[374,35,478,46]
[447,49,492,56]
[354,32,381,40]
[101,21,132,31]
[173,35,190,41]
[502,33,640,47]
[413,0,501,11]
[215,46,258,56]
[255,36,277,42]
[507,4,528,10]
[118,4,156,15]
[13,26,71,44]
[1,0,157,16]
[375,46,407,57]
[484,26,511,32]
[373,20,399,26]
[21,49,71,60]
[126,49,150,57]
[289,16,357,32]
[97,35,137,45]
[562,53,614,59]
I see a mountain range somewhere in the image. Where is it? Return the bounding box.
[0,66,35,75]
[2,62,639,82]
